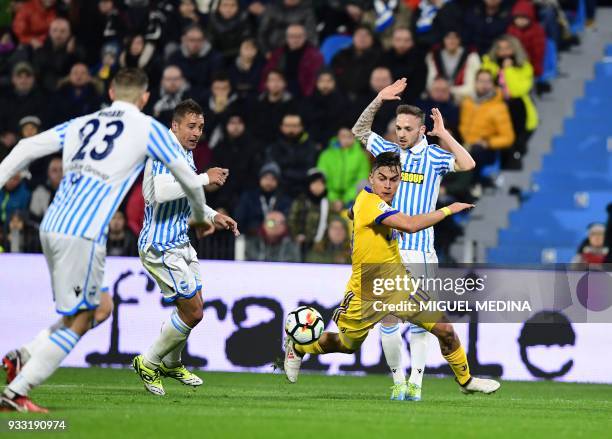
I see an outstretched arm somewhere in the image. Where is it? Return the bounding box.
[428,108,475,171]
[0,125,65,188]
[352,78,407,145]
[382,202,474,233]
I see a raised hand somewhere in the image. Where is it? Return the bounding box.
[427,108,447,138]
[377,78,407,102]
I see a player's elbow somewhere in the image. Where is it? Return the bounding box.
[463,158,476,171]
[403,220,419,234]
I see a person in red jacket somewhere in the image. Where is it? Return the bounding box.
[12,0,57,48]
[260,23,324,98]
[507,0,546,78]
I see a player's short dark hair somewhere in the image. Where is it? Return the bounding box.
[372,151,401,174]
[266,68,285,81]
[111,67,148,91]
[173,99,203,122]
[396,105,425,125]
[211,71,231,84]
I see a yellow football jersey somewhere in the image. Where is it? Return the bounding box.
[347,187,403,294]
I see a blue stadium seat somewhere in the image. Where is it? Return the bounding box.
[568,0,586,34]
[320,34,352,65]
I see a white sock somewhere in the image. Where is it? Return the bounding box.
[144,310,191,368]
[162,339,187,368]
[7,327,80,397]
[408,326,429,387]
[20,319,64,363]
[380,324,406,384]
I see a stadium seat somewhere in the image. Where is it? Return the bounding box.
[568,0,587,34]
[539,39,558,82]
[320,34,353,65]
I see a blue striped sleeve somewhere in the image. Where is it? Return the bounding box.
[147,120,179,163]
[428,145,454,176]
[367,132,400,157]
[54,120,72,149]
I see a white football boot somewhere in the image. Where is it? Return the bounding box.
[284,338,303,383]
[459,377,501,394]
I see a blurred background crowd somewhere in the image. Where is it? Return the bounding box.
[0,0,604,264]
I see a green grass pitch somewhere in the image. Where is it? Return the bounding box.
[1,368,611,438]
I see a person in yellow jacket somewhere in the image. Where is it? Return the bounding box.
[459,69,515,185]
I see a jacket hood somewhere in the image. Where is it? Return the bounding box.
[511,1,536,20]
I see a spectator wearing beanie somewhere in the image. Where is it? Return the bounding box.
[288,168,330,257]
[234,162,292,236]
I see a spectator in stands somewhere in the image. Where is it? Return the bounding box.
[148,65,192,126]
[266,113,318,197]
[331,25,381,100]
[245,210,300,262]
[12,0,57,48]
[235,162,292,236]
[119,34,161,88]
[606,203,612,263]
[417,77,459,137]
[459,69,515,184]
[257,0,318,56]
[260,23,323,98]
[203,72,241,146]
[303,69,349,147]
[52,62,103,123]
[19,115,41,139]
[4,210,40,253]
[379,27,427,104]
[0,27,18,87]
[0,62,46,134]
[482,34,538,168]
[572,223,609,266]
[316,126,369,211]
[29,155,61,224]
[425,30,481,103]
[167,24,223,97]
[288,168,330,257]
[106,210,138,257]
[228,38,265,100]
[363,0,412,50]
[209,113,262,212]
[410,0,464,49]
[94,44,120,92]
[464,0,511,55]
[507,1,546,80]
[32,17,86,92]
[208,0,253,64]
[0,172,31,228]
[250,69,295,143]
[354,66,397,135]
[305,216,351,264]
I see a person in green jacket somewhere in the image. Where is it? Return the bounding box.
[316,126,370,211]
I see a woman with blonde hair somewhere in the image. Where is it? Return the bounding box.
[481,34,538,169]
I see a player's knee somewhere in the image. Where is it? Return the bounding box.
[381,315,401,326]
[183,306,203,327]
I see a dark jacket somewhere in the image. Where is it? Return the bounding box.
[331,46,381,99]
[207,9,253,63]
[0,87,46,132]
[51,83,103,125]
[303,89,350,145]
[234,189,292,236]
[248,92,296,143]
[228,55,265,100]
[32,39,86,92]
[380,47,428,103]
[464,4,511,55]
[265,134,318,197]
[167,41,224,96]
[257,0,318,54]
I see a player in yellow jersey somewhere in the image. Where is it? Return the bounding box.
[284,152,500,395]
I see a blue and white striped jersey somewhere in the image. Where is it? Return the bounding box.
[138,131,196,252]
[367,132,455,253]
[0,100,207,244]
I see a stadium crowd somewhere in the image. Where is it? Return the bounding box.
[0,0,596,262]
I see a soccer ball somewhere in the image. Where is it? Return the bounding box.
[285,306,325,345]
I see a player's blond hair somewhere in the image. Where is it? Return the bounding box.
[110,68,149,103]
